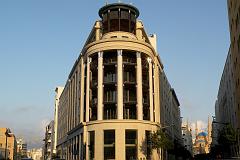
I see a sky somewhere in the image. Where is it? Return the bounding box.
[0,0,230,148]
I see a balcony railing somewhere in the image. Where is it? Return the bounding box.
[104,109,117,119]
[124,109,136,119]
[104,59,117,65]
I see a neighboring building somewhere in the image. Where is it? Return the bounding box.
[213,0,240,156]
[182,121,193,156]
[53,87,64,156]
[192,119,212,156]
[16,138,27,159]
[0,128,17,160]
[214,0,240,153]
[214,48,237,153]
[43,121,54,160]
[227,1,240,131]
[27,148,43,160]
[57,3,182,160]
[160,72,183,157]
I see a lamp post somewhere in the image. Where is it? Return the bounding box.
[5,128,10,160]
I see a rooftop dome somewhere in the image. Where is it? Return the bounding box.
[197,131,208,137]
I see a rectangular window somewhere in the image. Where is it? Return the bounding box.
[125,130,137,160]
[145,131,151,160]
[104,130,115,160]
[89,131,95,160]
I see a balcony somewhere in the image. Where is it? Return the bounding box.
[103,59,117,66]
[103,80,116,85]
[123,57,136,65]
[104,100,117,104]
[124,107,136,119]
[123,99,136,105]
[104,106,117,120]
[104,73,116,86]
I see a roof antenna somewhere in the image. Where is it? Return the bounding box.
[105,0,108,5]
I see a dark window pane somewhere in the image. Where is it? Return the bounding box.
[121,10,129,19]
[125,130,137,160]
[126,130,137,144]
[104,130,115,160]
[89,131,95,160]
[104,130,115,144]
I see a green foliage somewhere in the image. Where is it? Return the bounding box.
[218,124,236,145]
[149,129,174,150]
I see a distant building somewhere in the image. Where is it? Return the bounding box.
[53,87,64,156]
[16,138,27,159]
[192,118,212,155]
[0,128,17,160]
[27,148,42,160]
[182,121,193,155]
[43,121,54,160]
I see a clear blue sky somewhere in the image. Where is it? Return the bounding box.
[0,0,229,148]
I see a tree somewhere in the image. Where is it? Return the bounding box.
[217,124,237,157]
[149,129,174,150]
[218,124,236,145]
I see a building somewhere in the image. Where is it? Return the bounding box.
[27,148,43,160]
[16,138,27,160]
[181,121,193,156]
[213,0,240,157]
[53,87,64,156]
[43,121,54,160]
[192,119,212,156]
[228,0,240,156]
[0,128,17,160]
[160,72,183,158]
[57,3,182,160]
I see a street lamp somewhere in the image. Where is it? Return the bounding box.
[5,128,11,160]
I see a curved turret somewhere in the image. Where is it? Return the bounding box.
[99,3,140,34]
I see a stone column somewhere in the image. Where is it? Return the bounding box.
[117,50,123,119]
[80,58,85,123]
[136,52,143,120]
[154,63,160,123]
[86,57,91,122]
[97,51,103,120]
[148,58,154,122]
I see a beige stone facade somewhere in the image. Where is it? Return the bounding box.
[56,3,182,160]
[0,128,17,160]
[214,0,240,157]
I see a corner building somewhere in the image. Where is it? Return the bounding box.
[57,3,181,160]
